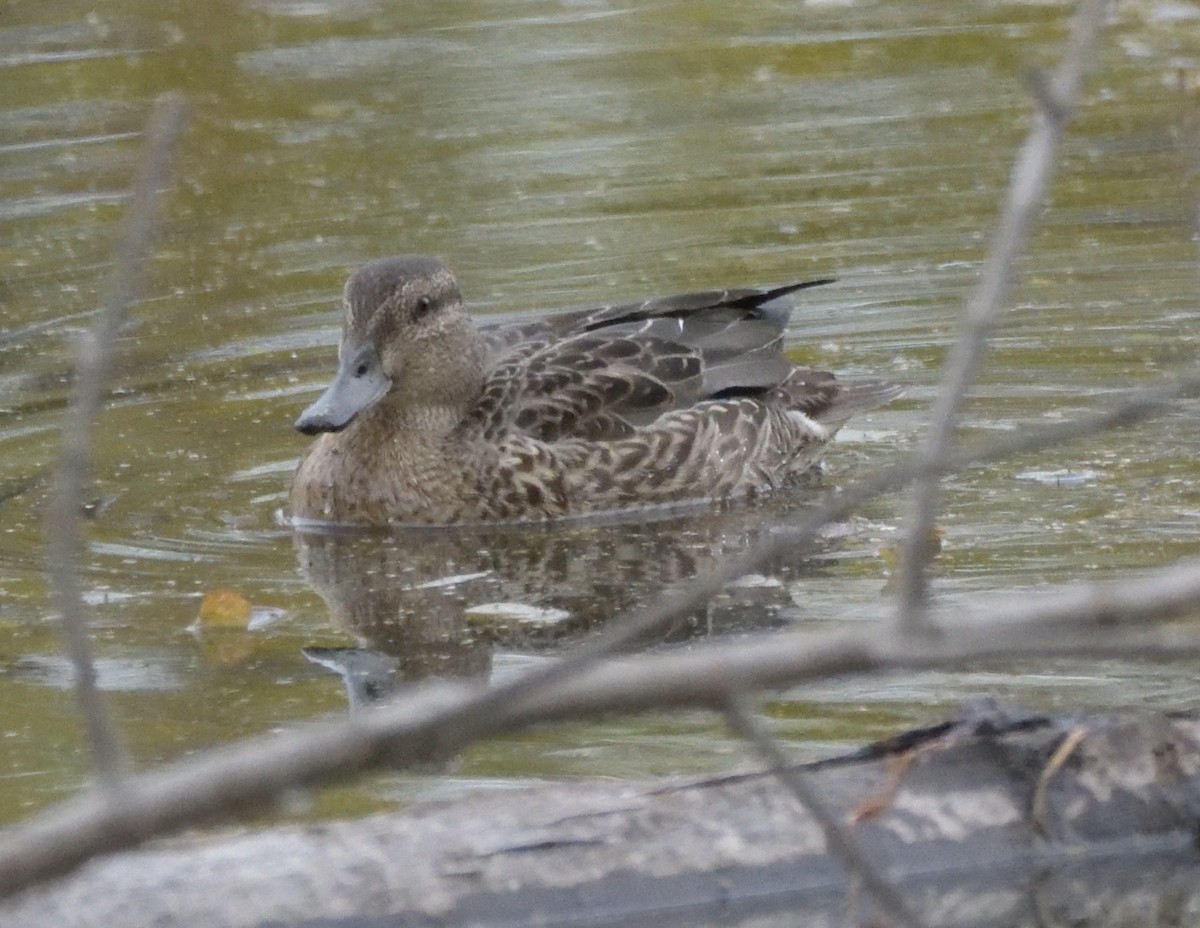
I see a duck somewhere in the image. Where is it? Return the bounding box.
[290,255,900,526]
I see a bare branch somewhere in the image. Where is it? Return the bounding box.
[1,5,1179,899]
[5,539,1200,899]
[896,0,1109,630]
[11,36,1174,900]
[382,371,1200,764]
[724,697,925,928]
[43,96,188,786]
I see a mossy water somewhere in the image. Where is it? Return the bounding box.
[2,0,1199,824]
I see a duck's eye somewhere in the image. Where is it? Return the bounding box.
[355,362,369,377]
[414,295,434,318]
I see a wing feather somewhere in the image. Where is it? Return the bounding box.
[464,279,836,443]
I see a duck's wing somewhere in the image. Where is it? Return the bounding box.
[466,329,706,442]
[467,279,833,444]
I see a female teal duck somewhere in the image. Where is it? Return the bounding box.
[291,256,900,526]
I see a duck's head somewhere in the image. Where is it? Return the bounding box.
[295,255,485,435]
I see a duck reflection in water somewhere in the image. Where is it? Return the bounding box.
[295,498,862,708]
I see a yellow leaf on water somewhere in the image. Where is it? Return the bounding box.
[197,589,252,629]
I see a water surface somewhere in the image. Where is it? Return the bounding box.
[2,0,1200,827]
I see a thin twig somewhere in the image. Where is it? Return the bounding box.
[895,0,1109,631]
[723,696,925,928]
[424,371,1199,755]
[12,45,1184,894]
[6,540,1200,898]
[43,96,188,785]
[3,367,1193,897]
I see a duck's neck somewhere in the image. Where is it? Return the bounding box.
[365,401,479,515]
[354,399,468,468]
[293,398,478,526]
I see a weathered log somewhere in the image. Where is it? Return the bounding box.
[4,708,1200,927]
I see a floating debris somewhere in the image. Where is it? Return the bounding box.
[726,573,784,590]
[410,571,492,591]
[1014,469,1100,487]
[195,589,252,629]
[464,602,573,636]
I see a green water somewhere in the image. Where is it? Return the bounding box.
[2,0,1200,824]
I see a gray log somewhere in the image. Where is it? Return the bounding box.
[4,708,1200,927]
